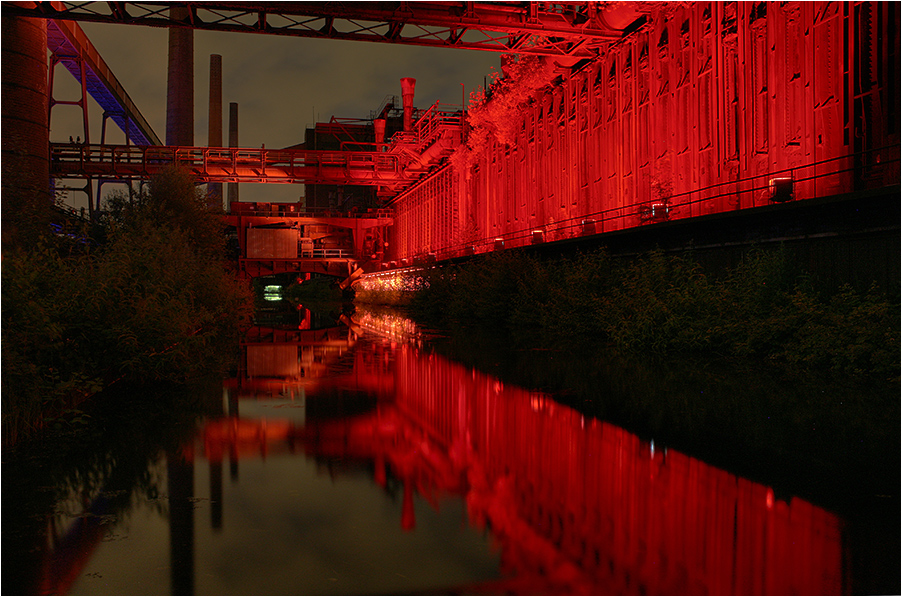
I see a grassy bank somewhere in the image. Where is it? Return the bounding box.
[2,167,254,445]
[359,247,899,379]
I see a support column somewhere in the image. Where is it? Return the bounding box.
[166,6,194,147]
[227,102,239,208]
[1,15,50,249]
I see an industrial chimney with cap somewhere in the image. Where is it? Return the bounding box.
[400,78,416,132]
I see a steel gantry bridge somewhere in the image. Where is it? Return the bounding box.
[9,1,899,285]
[49,100,464,190]
[9,1,646,58]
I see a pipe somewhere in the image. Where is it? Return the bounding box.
[402,129,457,176]
[227,102,238,206]
[373,118,386,145]
[400,77,416,132]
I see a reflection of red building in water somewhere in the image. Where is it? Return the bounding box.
[33,318,844,595]
[201,319,845,595]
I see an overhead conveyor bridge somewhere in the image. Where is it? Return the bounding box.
[47,18,161,146]
[50,143,415,187]
[49,100,465,190]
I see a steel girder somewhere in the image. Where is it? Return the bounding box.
[6,2,648,57]
[50,142,418,186]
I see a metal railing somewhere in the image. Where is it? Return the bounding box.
[229,203,392,220]
[50,143,408,184]
[405,144,900,264]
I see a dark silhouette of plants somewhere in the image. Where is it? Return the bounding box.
[2,166,253,445]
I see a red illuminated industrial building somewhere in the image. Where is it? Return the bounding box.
[3,4,897,594]
[5,2,897,288]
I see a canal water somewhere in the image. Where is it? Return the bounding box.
[3,304,898,595]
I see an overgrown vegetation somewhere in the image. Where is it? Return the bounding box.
[368,248,899,379]
[2,166,254,445]
[452,55,558,172]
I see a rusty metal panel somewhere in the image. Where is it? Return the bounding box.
[246,228,298,259]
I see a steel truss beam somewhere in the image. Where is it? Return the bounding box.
[50,142,416,186]
[8,2,646,57]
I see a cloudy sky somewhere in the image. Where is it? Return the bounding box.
[53,20,500,205]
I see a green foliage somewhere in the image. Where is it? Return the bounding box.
[2,166,254,445]
[102,165,225,260]
[400,247,900,379]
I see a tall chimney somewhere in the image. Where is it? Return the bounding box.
[400,77,416,132]
[208,54,222,208]
[165,6,193,146]
[227,102,238,207]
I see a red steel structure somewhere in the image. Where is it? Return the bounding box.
[389,2,899,262]
[9,1,647,57]
[223,205,393,279]
[45,17,161,215]
[14,1,900,275]
[50,143,413,186]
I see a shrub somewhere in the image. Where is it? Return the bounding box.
[400,247,899,378]
[2,166,254,444]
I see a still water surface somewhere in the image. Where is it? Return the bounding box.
[5,306,862,594]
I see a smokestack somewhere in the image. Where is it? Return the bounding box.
[374,118,386,145]
[227,102,238,207]
[166,6,193,146]
[400,77,416,132]
[208,54,222,208]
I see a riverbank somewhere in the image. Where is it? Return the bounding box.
[354,247,900,509]
[357,247,899,380]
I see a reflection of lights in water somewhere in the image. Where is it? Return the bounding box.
[354,310,423,344]
[357,266,450,294]
[530,394,545,411]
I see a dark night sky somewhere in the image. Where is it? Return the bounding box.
[53,20,500,206]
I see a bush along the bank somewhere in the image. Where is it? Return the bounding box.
[401,248,899,379]
[2,166,254,444]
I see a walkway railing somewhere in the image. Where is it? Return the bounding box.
[50,143,409,185]
[229,202,392,220]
